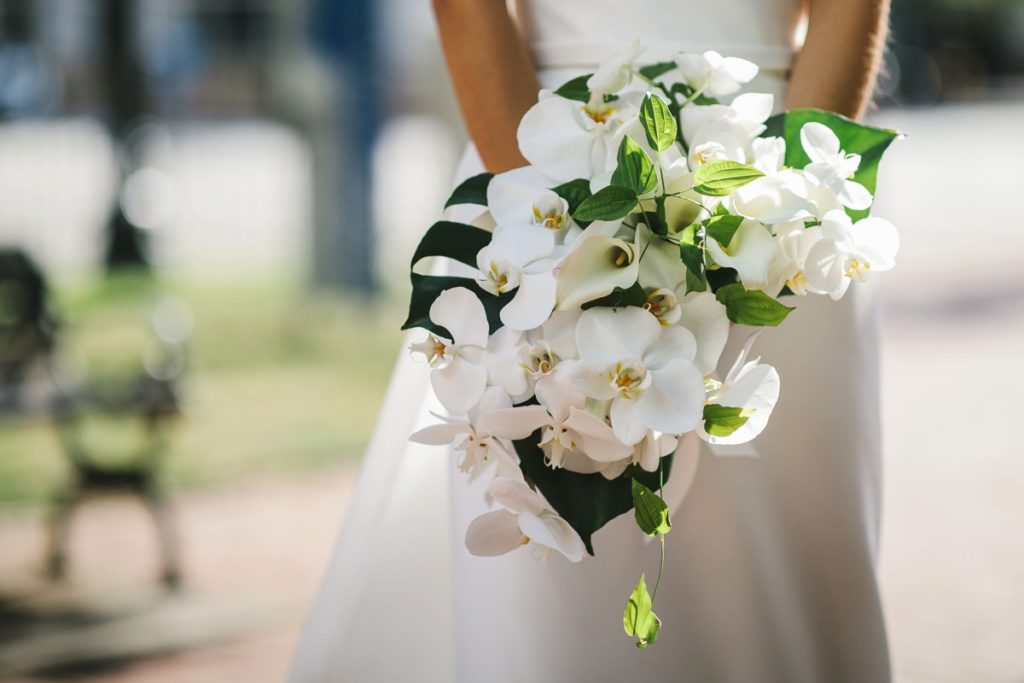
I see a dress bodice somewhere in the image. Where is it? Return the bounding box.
[515,0,804,72]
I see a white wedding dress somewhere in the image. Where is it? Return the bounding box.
[291,1,891,681]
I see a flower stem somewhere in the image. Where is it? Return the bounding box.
[651,463,667,601]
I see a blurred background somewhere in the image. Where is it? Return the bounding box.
[0,0,1020,681]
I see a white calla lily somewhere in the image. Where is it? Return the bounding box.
[800,122,873,211]
[465,477,586,562]
[409,287,490,414]
[555,224,641,310]
[705,219,777,290]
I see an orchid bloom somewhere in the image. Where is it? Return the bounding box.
[480,364,633,472]
[705,218,777,291]
[409,386,517,478]
[587,39,641,96]
[805,210,899,300]
[681,93,774,168]
[409,287,489,414]
[487,166,579,244]
[699,335,781,446]
[475,223,558,331]
[765,220,825,296]
[675,51,758,97]
[800,122,873,211]
[517,89,635,182]
[465,477,586,562]
[571,307,705,445]
[730,137,815,225]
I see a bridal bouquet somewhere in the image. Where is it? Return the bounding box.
[405,44,900,648]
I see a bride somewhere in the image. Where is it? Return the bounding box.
[291,1,892,681]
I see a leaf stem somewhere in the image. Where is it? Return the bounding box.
[651,464,667,601]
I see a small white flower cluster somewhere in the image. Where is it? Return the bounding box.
[408,46,900,566]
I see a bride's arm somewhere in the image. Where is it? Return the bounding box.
[785,0,890,119]
[433,0,540,172]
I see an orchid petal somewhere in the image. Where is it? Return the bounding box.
[465,510,524,557]
[634,358,705,434]
[518,511,586,562]
[575,307,661,366]
[431,358,487,415]
[429,287,489,349]
[500,271,557,331]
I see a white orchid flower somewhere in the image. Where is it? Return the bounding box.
[705,219,777,290]
[675,51,758,97]
[730,137,815,225]
[804,210,899,300]
[587,39,642,96]
[409,287,489,414]
[571,307,705,444]
[800,122,873,211]
[465,477,586,562]
[479,326,531,401]
[480,364,633,472]
[486,166,580,243]
[765,220,825,296]
[675,291,730,376]
[409,386,518,477]
[554,223,641,311]
[699,335,780,446]
[681,93,773,168]
[475,223,558,331]
[517,90,634,182]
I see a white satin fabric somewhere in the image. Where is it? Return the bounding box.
[291,2,890,681]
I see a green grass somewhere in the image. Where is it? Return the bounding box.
[0,271,406,509]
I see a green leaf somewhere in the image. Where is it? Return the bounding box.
[638,61,677,80]
[580,282,647,310]
[551,178,592,215]
[515,437,671,555]
[611,137,657,196]
[402,274,511,336]
[693,161,764,196]
[704,214,743,246]
[443,172,493,209]
[763,108,900,221]
[703,404,752,437]
[639,94,677,153]
[715,283,794,327]
[553,74,592,103]
[410,221,492,272]
[631,479,671,536]
[679,223,706,291]
[573,185,638,222]
[623,574,661,649]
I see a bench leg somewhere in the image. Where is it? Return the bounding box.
[143,487,182,590]
[46,487,80,580]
